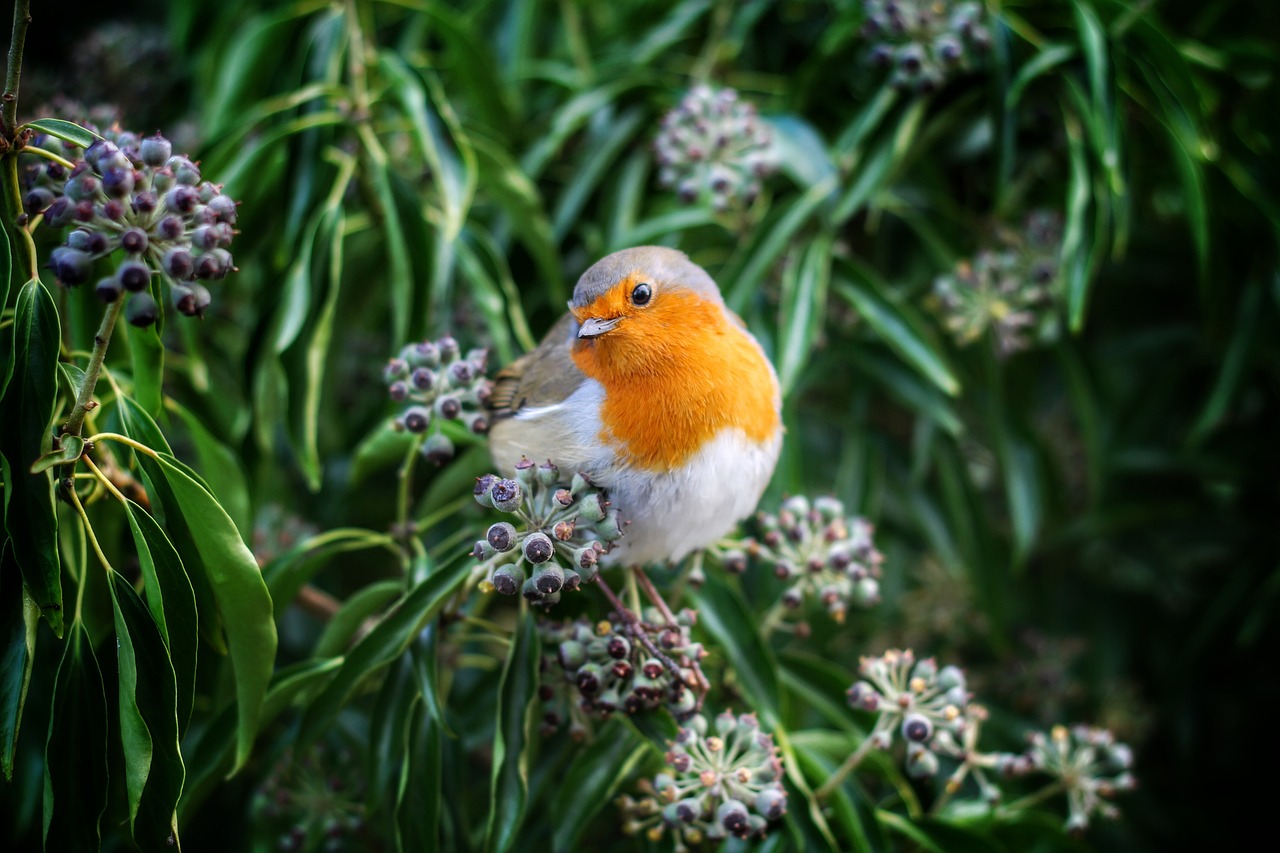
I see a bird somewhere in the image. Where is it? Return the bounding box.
[486,246,782,566]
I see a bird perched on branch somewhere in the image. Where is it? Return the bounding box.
[487,246,782,566]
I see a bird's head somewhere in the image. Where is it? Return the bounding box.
[568,246,726,377]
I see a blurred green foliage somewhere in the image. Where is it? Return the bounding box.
[2,0,1278,850]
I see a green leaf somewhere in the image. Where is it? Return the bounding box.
[691,575,781,722]
[726,176,838,313]
[42,622,108,851]
[27,435,83,474]
[0,279,62,636]
[551,721,645,852]
[0,212,11,327]
[1061,103,1094,332]
[151,452,276,772]
[834,267,960,396]
[107,570,184,848]
[164,400,253,538]
[992,418,1043,568]
[312,579,403,659]
[296,561,469,750]
[0,546,38,780]
[123,499,199,734]
[396,701,443,852]
[123,317,166,416]
[777,233,833,397]
[21,118,101,149]
[767,114,838,190]
[485,612,539,853]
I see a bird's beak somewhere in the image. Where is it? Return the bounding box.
[577,316,621,338]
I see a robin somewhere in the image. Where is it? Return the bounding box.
[487,246,782,566]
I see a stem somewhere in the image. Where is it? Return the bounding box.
[64,299,125,438]
[1001,781,1066,814]
[2,0,30,137]
[395,433,424,535]
[633,566,679,625]
[21,145,74,169]
[68,487,113,575]
[81,455,127,505]
[84,431,159,459]
[759,601,789,638]
[815,732,879,801]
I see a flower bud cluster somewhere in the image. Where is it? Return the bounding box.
[932,210,1065,356]
[251,743,372,853]
[618,711,787,846]
[384,336,491,465]
[472,461,623,605]
[1023,724,1136,833]
[861,0,992,92]
[537,610,705,735]
[23,126,238,325]
[653,85,775,211]
[845,650,1136,831]
[846,649,973,778]
[730,495,884,623]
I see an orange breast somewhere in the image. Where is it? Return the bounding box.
[571,290,779,471]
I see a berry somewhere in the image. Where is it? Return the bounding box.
[49,247,92,285]
[126,292,160,327]
[118,260,151,292]
[139,134,172,167]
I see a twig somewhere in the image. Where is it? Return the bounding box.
[64,299,126,438]
[2,0,31,137]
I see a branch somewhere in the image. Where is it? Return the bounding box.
[3,0,31,137]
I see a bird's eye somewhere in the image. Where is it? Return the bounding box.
[631,282,653,306]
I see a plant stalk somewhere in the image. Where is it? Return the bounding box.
[815,733,878,801]
[63,298,125,438]
[2,0,30,137]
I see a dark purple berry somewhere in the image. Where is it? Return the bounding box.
[158,215,184,240]
[44,197,73,227]
[50,246,91,285]
[118,260,151,292]
[401,406,431,433]
[207,194,237,223]
[132,191,157,214]
[101,167,135,198]
[121,227,148,254]
[96,277,122,303]
[165,186,198,214]
[24,187,54,214]
[126,292,160,327]
[163,247,194,279]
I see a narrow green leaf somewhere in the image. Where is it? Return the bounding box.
[551,108,646,241]
[993,420,1043,568]
[727,176,838,313]
[691,574,781,723]
[0,214,11,324]
[0,546,38,780]
[485,613,539,853]
[108,570,184,848]
[164,400,253,538]
[177,658,342,824]
[778,233,833,397]
[551,722,645,851]
[1189,278,1263,444]
[396,702,443,852]
[296,561,469,750]
[42,623,108,851]
[123,317,166,416]
[1061,103,1093,331]
[0,279,62,636]
[407,622,453,738]
[124,499,199,734]
[632,0,710,63]
[615,208,720,249]
[767,114,838,190]
[152,453,276,772]
[312,579,402,659]
[21,118,100,149]
[834,269,960,396]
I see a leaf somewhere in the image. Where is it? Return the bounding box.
[691,575,782,722]
[396,702,443,852]
[834,266,960,396]
[165,400,253,538]
[296,560,470,750]
[0,279,62,636]
[777,233,833,397]
[551,721,646,851]
[0,545,38,780]
[21,118,101,149]
[551,107,646,241]
[0,213,10,329]
[123,314,166,416]
[108,570,185,848]
[42,622,108,851]
[1061,103,1094,332]
[312,579,403,659]
[766,114,838,190]
[485,613,539,853]
[28,435,83,474]
[151,452,277,772]
[124,499,199,734]
[992,418,1043,569]
[726,176,838,313]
